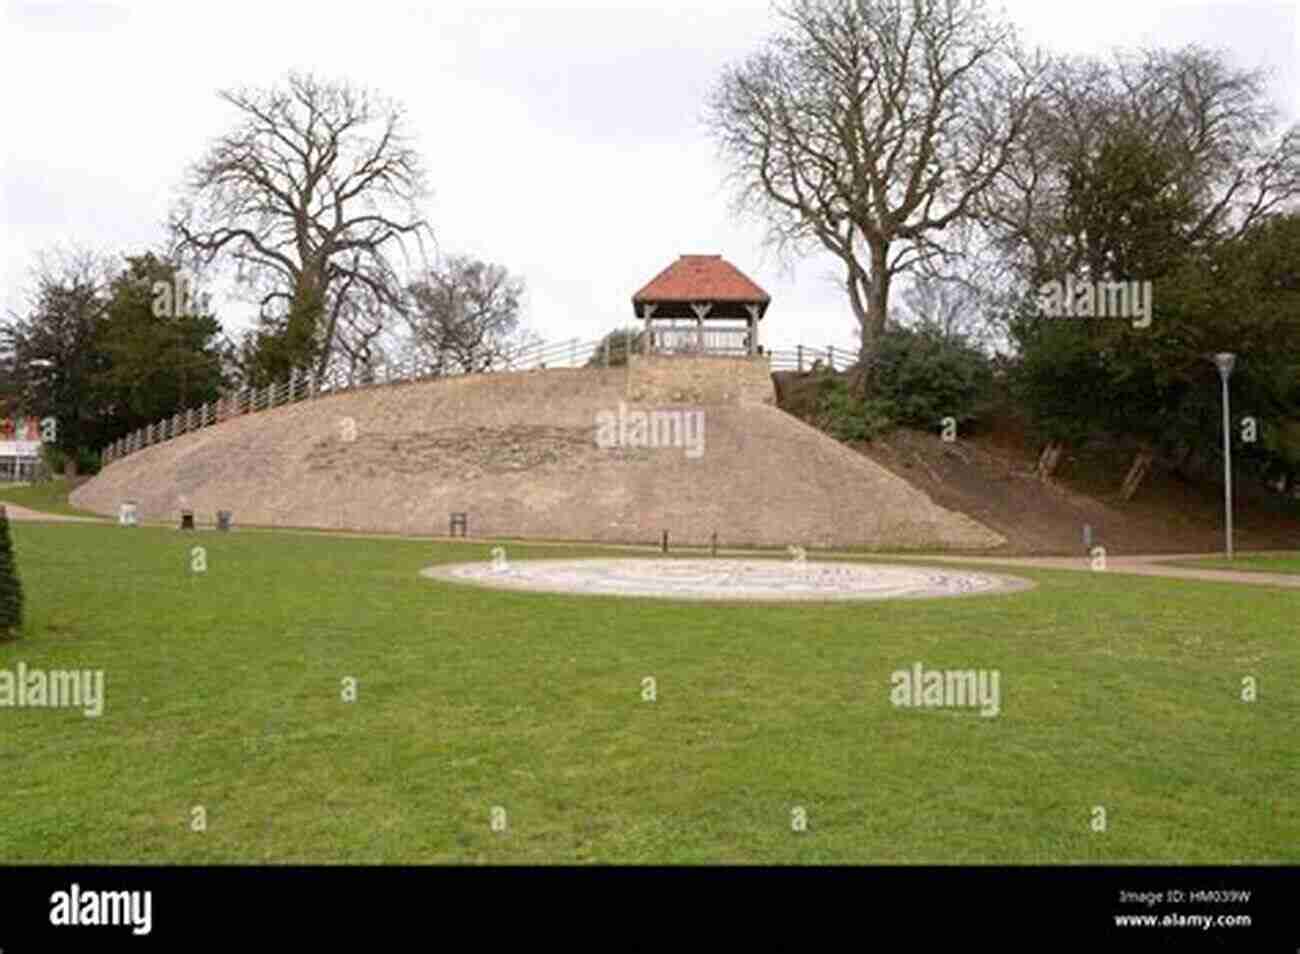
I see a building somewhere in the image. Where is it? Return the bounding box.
[632,254,771,355]
[0,417,43,483]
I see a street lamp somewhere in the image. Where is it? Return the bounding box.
[25,359,55,481]
[1212,352,1236,560]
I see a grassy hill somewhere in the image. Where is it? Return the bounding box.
[69,361,1001,550]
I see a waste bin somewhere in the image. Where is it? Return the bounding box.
[118,502,138,527]
[216,510,232,532]
[180,509,195,531]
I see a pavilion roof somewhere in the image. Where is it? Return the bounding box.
[631,255,771,320]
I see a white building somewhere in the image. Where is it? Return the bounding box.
[0,418,43,482]
[0,440,40,482]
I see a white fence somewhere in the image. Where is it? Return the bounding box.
[99,335,859,467]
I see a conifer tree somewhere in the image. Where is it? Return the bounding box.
[0,505,24,637]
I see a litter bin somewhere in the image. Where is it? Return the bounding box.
[118,502,138,527]
[216,510,232,532]
[180,509,195,531]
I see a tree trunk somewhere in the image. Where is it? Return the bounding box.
[1119,450,1154,501]
[1035,441,1064,481]
[853,241,891,397]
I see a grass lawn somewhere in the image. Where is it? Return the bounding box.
[0,479,101,518]
[1,523,1295,864]
[1160,552,1300,575]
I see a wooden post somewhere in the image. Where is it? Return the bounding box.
[661,530,668,553]
[604,335,610,367]
[690,303,712,353]
[745,304,762,356]
[642,304,656,355]
[797,344,804,372]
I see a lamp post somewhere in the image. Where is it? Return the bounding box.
[26,359,54,482]
[1213,353,1236,560]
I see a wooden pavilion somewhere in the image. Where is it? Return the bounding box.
[631,255,771,356]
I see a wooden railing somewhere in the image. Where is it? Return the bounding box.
[99,335,857,467]
[766,345,855,373]
[101,337,603,467]
[647,327,752,355]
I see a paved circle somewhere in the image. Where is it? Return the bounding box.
[420,558,1034,601]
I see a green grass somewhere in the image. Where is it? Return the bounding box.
[1160,552,1300,575]
[1,523,1295,863]
[0,479,101,518]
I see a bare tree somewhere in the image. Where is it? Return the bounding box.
[404,256,530,374]
[981,47,1300,285]
[708,0,1044,383]
[330,274,391,385]
[892,216,1021,354]
[897,274,976,341]
[170,72,432,383]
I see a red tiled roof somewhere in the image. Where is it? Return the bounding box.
[633,255,771,306]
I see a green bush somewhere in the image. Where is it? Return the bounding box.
[585,327,644,367]
[41,443,67,475]
[874,325,994,430]
[814,326,994,441]
[815,377,894,440]
[75,447,101,476]
[38,444,99,477]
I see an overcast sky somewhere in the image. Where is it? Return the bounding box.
[2,0,1296,354]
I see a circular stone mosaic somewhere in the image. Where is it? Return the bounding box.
[420,558,1033,602]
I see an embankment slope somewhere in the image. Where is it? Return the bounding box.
[72,362,1003,550]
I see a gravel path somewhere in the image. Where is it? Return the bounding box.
[904,553,1300,590]
[0,503,102,523]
